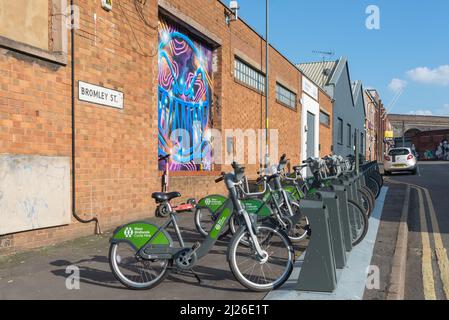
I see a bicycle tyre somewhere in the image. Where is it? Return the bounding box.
[358,188,373,218]
[362,185,376,205]
[367,176,381,199]
[348,200,369,246]
[228,225,294,292]
[109,242,171,290]
[371,170,384,188]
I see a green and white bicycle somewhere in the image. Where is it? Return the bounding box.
[109,162,294,292]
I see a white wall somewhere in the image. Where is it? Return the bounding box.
[0,155,71,235]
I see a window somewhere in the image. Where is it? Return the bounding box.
[337,118,343,145]
[389,149,410,156]
[276,83,297,109]
[0,0,67,65]
[234,58,265,93]
[347,124,352,147]
[320,110,330,126]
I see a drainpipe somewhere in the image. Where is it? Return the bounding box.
[70,0,101,234]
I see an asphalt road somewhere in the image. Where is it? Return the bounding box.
[385,162,449,300]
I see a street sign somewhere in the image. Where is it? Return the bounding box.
[78,81,124,109]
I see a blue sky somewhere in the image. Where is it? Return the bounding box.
[226,0,449,116]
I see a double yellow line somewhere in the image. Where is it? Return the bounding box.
[388,178,449,300]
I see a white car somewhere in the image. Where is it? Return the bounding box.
[384,147,417,175]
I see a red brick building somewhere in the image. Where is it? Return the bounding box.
[0,0,333,255]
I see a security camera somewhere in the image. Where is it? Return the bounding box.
[229,1,239,20]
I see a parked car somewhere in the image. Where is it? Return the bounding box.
[384,147,417,175]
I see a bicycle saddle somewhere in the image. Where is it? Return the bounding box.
[151,192,181,203]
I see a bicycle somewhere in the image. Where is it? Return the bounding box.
[227,154,310,242]
[326,155,375,218]
[109,162,294,292]
[299,156,369,247]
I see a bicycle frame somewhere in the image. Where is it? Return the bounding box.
[139,178,268,263]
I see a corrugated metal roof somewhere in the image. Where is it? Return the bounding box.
[297,60,338,89]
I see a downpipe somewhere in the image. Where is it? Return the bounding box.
[70,1,101,235]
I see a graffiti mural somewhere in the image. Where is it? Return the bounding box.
[158,18,213,171]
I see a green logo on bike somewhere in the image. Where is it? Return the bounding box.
[210,208,231,239]
[124,227,133,238]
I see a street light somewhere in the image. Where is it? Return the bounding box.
[264,0,270,171]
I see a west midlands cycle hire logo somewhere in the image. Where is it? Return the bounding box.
[205,198,211,206]
[124,227,134,238]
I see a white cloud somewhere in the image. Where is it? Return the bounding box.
[406,105,449,117]
[406,65,449,86]
[436,104,449,116]
[388,78,407,93]
[408,110,433,116]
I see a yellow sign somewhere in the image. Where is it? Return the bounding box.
[385,131,394,139]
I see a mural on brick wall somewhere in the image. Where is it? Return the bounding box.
[158,17,213,171]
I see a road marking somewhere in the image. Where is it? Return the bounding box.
[416,188,437,300]
[387,177,449,300]
[387,185,410,300]
[422,188,449,300]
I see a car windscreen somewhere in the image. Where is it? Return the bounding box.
[389,149,410,156]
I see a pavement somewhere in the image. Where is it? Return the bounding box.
[0,213,306,300]
[1,162,448,300]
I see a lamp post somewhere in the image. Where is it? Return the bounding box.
[264,0,270,170]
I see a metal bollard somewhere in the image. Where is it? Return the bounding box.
[316,189,347,269]
[296,197,337,293]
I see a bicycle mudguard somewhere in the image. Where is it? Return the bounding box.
[196,194,228,213]
[110,221,173,251]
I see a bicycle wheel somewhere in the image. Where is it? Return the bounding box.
[279,201,309,242]
[372,170,384,187]
[362,185,376,205]
[194,207,230,239]
[367,176,381,199]
[348,200,369,246]
[228,225,294,291]
[109,242,171,290]
[358,188,373,218]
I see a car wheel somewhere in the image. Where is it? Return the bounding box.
[384,171,391,176]
[411,169,417,175]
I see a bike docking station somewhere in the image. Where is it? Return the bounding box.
[295,194,338,292]
[293,164,374,294]
[266,158,387,300]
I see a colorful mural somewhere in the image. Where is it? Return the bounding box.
[158,18,213,171]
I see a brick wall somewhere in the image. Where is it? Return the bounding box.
[0,0,333,256]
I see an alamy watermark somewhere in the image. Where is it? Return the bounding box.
[65,265,80,290]
[365,265,380,290]
[167,123,280,167]
[365,5,381,30]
